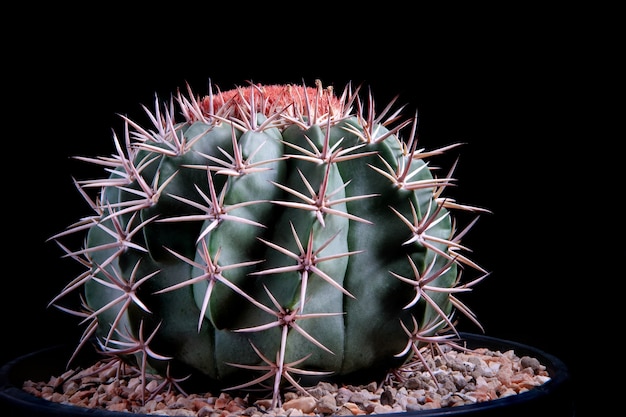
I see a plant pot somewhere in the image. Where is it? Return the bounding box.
[0,332,574,417]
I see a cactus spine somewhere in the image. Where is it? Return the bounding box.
[50,80,489,409]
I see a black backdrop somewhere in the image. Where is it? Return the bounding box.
[3,8,601,416]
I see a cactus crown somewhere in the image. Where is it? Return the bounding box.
[50,79,490,409]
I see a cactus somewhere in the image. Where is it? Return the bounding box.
[50,79,490,409]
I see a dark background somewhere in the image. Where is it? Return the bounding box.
[3,7,612,417]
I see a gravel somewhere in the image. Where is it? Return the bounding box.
[21,343,550,416]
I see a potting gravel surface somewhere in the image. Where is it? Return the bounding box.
[21,343,550,416]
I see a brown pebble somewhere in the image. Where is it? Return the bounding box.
[282,396,317,413]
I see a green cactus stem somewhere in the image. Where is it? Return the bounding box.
[49,79,490,409]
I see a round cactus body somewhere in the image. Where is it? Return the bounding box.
[51,80,489,408]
